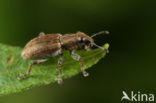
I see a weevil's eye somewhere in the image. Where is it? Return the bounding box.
[78,37,86,42]
[82,38,86,41]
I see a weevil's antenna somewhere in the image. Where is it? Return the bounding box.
[91,31,109,38]
[93,43,109,53]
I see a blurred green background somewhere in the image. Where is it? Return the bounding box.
[0,0,156,103]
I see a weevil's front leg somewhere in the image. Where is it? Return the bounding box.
[70,51,89,77]
[58,54,64,84]
[85,45,91,51]
[17,59,48,80]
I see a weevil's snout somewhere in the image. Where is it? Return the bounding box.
[91,42,109,53]
[87,39,93,47]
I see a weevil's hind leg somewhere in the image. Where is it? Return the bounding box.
[57,54,64,84]
[70,51,89,77]
[17,59,48,80]
[39,32,45,36]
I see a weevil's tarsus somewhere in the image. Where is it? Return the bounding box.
[39,32,45,36]
[17,59,48,80]
[58,54,64,84]
[93,43,109,53]
[91,31,109,38]
[70,50,89,77]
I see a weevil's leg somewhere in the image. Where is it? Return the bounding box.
[17,59,48,80]
[58,54,64,84]
[70,50,89,77]
[39,32,45,36]
[85,45,91,51]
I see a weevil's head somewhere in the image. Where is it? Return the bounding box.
[76,31,109,52]
[76,32,94,48]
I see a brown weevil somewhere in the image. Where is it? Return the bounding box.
[17,31,109,84]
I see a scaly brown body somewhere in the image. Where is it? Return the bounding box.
[18,31,109,84]
[22,32,93,60]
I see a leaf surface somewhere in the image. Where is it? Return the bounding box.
[0,43,109,95]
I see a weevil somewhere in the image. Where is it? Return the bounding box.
[17,31,109,84]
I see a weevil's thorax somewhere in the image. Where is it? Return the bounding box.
[61,32,93,51]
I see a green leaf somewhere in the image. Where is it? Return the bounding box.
[0,43,109,96]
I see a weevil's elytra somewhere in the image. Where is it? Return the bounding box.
[18,31,109,84]
[21,33,62,60]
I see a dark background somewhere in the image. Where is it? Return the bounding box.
[0,0,156,103]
